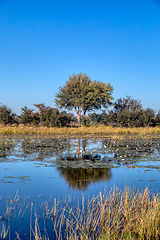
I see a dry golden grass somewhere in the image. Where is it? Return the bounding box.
[1,187,160,239]
[0,125,160,136]
[31,187,160,240]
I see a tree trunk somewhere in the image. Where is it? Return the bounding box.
[82,110,88,126]
[77,113,81,127]
[39,117,43,126]
[77,138,80,159]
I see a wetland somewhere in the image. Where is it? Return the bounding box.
[0,134,160,239]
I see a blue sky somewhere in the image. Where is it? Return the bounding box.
[0,0,160,114]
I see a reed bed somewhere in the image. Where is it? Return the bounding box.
[0,187,160,239]
[0,125,160,135]
[51,187,160,240]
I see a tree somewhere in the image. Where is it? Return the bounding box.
[114,96,143,127]
[34,103,75,127]
[33,103,49,126]
[114,96,142,113]
[101,110,117,127]
[142,108,156,127]
[88,113,102,124]
[55,73,114,126]
[156,110,160,125]
[21,106,40,125]
[0,104,15,125]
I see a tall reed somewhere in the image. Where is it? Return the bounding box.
[32,187,160,239]
[0,187,160,239]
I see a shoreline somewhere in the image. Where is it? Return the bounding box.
[0,125,160,135]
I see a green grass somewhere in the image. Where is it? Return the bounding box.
[1,187,160,239]
[0,125,160,135]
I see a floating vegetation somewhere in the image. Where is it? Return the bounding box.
[0,137,16,158]
[126,165,160,170]
[3,176,16,179]
[0,135,159,170]
[101,136,160,165]
[1,176,32,184]
[18,176,31,179]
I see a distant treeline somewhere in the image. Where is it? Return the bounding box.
[89,96,160,127]
[0,97,160,127]
[0,103,76,127]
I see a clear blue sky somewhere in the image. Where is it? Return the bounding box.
[0,0,160,114]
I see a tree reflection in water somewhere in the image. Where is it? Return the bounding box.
[57,167,112,190]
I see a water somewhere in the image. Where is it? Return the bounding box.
[0,135,160,239]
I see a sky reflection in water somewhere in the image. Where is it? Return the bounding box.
[0,135,160,200]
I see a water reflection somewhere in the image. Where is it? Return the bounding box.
[57,167,112,190]
[0,136,160,166]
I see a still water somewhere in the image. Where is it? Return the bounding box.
[0,135,160,239]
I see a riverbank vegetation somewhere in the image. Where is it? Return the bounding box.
[1,97,160,135]
[0,73,160,128]
[1,74,160,129]
[0,96,160,129]
[0,125,160,135]
[1,187,160,239]
[1,73,160,131]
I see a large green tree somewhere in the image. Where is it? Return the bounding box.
[55,73,114,126]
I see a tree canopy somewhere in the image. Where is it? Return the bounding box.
[55,73,114,126]
[0,104,16,125]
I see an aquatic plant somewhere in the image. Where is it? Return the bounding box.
[0,187,159,239]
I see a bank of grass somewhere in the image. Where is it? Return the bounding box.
[0,125,160,136]
[1,187,160,240]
